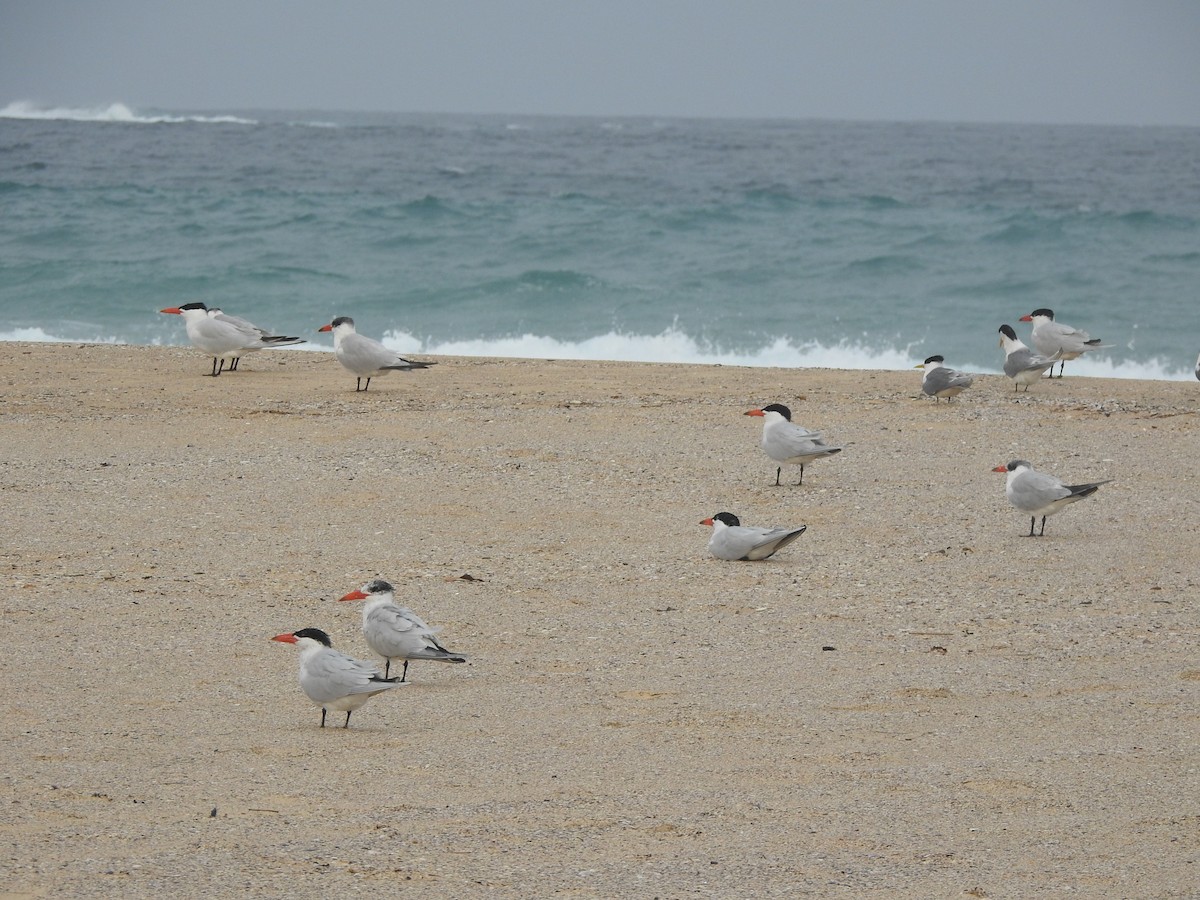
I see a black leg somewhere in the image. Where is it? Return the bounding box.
[343,711,352,729]
[364,377,371,391]
[400,660,409,683]
[320,708,327,728]
[774,467,781,487]
[209,357,221,377]
[1038,516,1047,536]
[798,464,805,486]
[1028,517,1036,537]
[383,659,391,679]
[230,357,239,372]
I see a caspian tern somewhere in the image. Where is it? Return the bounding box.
[992,459,1111,537]
[339,580,467,682]
[700,512,807,560]
[207,307,305,371]
[317,317,435,391]
[915,355,974,402]
[998,324,1060,391]
[744,403,842,486]
[160,301,303,376]
[1019,308,1106,378]
[271,628,401,728]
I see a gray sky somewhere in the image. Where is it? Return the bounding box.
[2,0,1198,126]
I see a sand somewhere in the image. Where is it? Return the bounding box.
[1,342,1196,898]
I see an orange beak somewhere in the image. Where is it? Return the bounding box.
[271,632,298,643]
[992,465,1008,473]
[160,307,182,315]
[1018,315,1033,322]
[338,589,368,602]
[700,518,714,526]
[318,323,333,332]
[743,409,765,417]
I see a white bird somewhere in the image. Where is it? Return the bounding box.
[207,307,305,371]
[1019,308,1106,378]
[317,316,435,391]
[160,301,303,376]
[744,403,842,486]
[700,512,807,561]
[915,355,974,402]
[998,324,1060,391]
[271,628,401,728]
[992,459,1111,537]
[339,580,467,682]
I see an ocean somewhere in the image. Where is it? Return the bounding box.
[3,101,1199,379]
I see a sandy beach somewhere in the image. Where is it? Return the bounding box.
[1,341,1196,898]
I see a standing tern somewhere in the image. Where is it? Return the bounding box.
[207,307,305,371]
[998,324,1060,392]
[700,512,807,561]
[339,580,467,682]
[1019,308,1106,378]
[160,301,303,376]
[271,628,401,728]
[318,317,435,391]
[915,355,974,402]
[992,459,1111,537]
[745,403,842,486]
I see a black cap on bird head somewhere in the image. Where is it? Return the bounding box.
[998,324,1018,340]
[292,628,332,647]
[711,512,741,527]
[761,403,792,420]
[363,579,395,595]
[923,355,945,365]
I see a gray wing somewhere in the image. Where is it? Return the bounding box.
[764,422,842,463]
[1035,320,1093,355]
[1004,346,1058,377]
[1008,469,1071,512]
[923,367,973,396]
[300,649,390,703]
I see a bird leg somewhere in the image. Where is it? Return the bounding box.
[383,659,391,679]
[400,660,410,683]
[1038,516,1047,536]
[320,707,327,728]
[1027,517,1037,537]
[208,357,226,377]
[798,464,805,486]
[343,711,352,729]
[774,467,782,487]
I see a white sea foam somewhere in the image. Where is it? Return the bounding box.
[0,101,256,125]
[1,326,1194,381]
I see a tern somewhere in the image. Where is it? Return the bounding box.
[1019,308,1106,378]
[745,403,842,486]
[271,628,400,728]
[160,301,303,376]
[207,307,305,371]
[992,459,1111,537]
[700,512,807,561]
[998,324,1060,391]
[318,316,435,391]
[915,355,974,402]
[339,580,467,682]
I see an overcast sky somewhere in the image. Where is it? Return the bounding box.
[2,0,1198,126]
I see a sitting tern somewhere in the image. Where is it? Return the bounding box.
[271,628,401,728]
[915,355,974,402]
[339,580,467,682]
[701,512,807,561]
[998,324,1060,391]
[992,459,1111,537]
[318,316,435,391]
[1019,308,1106,378]
[745,403,842,486]
[160,301,304,376]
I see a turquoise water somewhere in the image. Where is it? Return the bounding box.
[3,102,1199,378]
